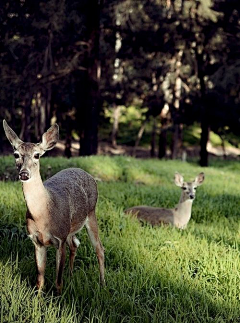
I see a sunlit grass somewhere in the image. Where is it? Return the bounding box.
[0,156,239,322]
[0,260,78,323]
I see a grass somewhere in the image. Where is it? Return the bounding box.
[0,155,239,322]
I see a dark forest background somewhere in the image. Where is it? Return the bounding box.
[1,0,240,166]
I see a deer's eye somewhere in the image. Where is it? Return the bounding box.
[13,152,20,159]
[34,153,40,159]
[182,187,187,190]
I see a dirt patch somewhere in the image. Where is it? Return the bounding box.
[51,140,240,160]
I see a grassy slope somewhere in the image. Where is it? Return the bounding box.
[0,156,239,323]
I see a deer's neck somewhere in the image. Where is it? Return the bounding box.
[176,198,193,214]
[173,196,193,228]
[22,174,50,219]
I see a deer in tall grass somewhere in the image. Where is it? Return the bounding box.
[125,172,205,229]
[3,120,105,294]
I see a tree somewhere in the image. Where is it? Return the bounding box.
[0,0,103,156]
[76,0,104,156]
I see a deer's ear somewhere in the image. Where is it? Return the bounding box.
[40,124,59,151]
[174,172,184,187]
[195,172,205,186]
[3,120,23,149]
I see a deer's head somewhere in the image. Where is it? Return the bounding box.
[174,172,205,201]
[3,120,59,182]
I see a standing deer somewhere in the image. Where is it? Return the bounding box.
[125,172,205,229]
[3,120,105,294]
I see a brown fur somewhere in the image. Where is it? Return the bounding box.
[125,172,205,229]
[3,120,105,293]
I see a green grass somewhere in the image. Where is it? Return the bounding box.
[0,156,239,322]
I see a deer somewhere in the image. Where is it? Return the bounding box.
[125,172,205,229]
[3,120,105,294]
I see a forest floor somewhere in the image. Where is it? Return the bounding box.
[2,138,240,160]
[53,140,240,160]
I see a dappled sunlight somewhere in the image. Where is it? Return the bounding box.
[96,204,239,321]
[1,0,240,320]
[0,156,239,322]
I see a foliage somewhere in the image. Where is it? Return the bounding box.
[1,1,240,162]
[100,0,240,163]
[0,156,239,322]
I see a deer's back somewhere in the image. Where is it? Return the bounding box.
[44,168,98,230]
[125,206,174,226]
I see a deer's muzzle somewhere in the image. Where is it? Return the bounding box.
[19,170,30,181]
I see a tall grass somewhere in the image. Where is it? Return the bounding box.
[0,156,239,322]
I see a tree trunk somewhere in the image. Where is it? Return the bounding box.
[158,127,167,159]
[64,115,72,158]
[64,135,72,158]
[33,93,40,141]
[171,123,180,159]
[39,91,46,136]
[200,116,209,167]
[196,49,209,167]
[38,29,53,135]
[170,51,183,159]
[158,105,169,159]
[21,93,32,142]
[79,0,102,156]
[79,85,99,156]
[132,117,148,157]
[45,83,52,130]
[150,118,157,157]
[111,104,121,148]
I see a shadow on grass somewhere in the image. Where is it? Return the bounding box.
[0,173,239,322]
[192,227,239,250]
[0,219,239,323]
[0,156,239,321]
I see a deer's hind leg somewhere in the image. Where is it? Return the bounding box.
[67,235,80,275]
[55,240,66,294]
[85,210,105,286]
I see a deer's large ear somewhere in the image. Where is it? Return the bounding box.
[40,124,59,151]
[174,172,184,187]
[194,172,205,186]
[3,120,23,149]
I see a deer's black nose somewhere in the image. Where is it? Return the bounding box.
[19,170,30,181]
[189,194,195,199]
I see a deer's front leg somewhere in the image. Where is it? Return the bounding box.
[55,241,66,294]
[35,244,47,292]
